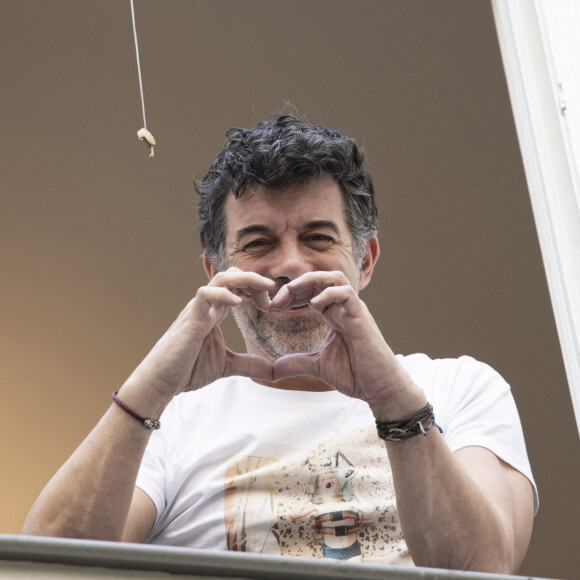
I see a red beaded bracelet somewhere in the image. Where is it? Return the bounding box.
[111,391,161,430]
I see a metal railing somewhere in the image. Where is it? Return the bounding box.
[0,534,558,580]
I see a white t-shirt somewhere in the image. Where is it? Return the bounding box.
[136,353,537,565]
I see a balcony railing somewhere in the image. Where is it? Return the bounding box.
[0,534,557,580]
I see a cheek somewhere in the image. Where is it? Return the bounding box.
[330,252,361,287]
[227,250,258,270]
[228,256,270,275]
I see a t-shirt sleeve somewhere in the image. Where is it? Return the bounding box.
[407,354,539,514]
[135,405,172,527]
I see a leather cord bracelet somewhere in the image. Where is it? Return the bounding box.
[111,391,161,430]
[376,402,442,442]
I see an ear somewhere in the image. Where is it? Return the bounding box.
[358,236,380,291]
[203,251,220,281]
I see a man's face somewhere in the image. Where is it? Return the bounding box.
[222,175,365,360]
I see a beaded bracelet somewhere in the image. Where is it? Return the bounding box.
[111,391,161,430]
[376,402,442,442]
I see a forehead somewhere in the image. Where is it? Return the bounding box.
[224,175,348,236]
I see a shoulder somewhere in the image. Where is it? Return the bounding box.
[398,353,537,510]
[396,353,507,395]
[396,353,514,424]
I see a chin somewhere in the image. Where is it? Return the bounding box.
[233,304,329,358]
[258,323,330,358]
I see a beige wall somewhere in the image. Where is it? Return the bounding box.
[1,1,578,578]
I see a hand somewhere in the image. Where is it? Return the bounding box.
[270,271,426,419]
[124,268,275,401]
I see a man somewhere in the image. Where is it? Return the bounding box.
[23,115,536,572]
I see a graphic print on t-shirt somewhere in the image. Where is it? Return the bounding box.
[224,424,410,564]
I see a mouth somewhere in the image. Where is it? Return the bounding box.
[273,304,311,317]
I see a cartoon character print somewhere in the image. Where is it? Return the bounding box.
[290,451,373,561]
[224,424,411,564]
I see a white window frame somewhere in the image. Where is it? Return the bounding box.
[492,0,580,436]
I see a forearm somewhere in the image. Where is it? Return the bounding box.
[22,272,276,540]
[22,382,169,541]
[386,430,515,573]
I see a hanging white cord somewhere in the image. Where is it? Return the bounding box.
[131,0,146,129]
[130,0,156,157]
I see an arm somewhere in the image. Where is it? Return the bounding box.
[387,432,533,571]
[22,269,275,541]
[21,386,166,541]
[122,487,158,543]
[271,270,534,573]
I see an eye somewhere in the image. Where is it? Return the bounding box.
[305,234,334,248]
[242,239,271,253]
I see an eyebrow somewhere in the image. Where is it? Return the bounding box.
[234,225,271,245]
[305,220,341,234]
[234,220,341,244]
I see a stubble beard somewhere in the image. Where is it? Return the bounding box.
[232,305,330,359]
[231,276,358,360]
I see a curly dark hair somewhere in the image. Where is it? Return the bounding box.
[195,115,378,269]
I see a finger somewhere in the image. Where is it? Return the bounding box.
[232,287,272,312]
[210,270,275,293]
[269,288,311,311]
[211,271,274,312]
[285,271,349,294]
[270,271,348,311]
[269,283,292,310]
[225,351,274,382]
[309,285,359,315]
[248,288,272,312]
[270,283,318,311]
[272,352,321,381]
[193,286,242,319]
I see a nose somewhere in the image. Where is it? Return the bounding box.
[268,239,311,281]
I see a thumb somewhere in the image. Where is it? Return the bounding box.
[225,350,274,382]
[272,352,320,381]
